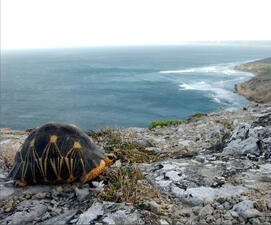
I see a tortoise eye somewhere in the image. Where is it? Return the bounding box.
[107,153,116,161]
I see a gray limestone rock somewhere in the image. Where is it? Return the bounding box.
[232,200,254,213]
[232,200,262,219]
[74,187,90,201]
[40,210,77,224]
[199,204,213,219]
[241,209,262,219]
[173,185,247,206]
[77,201,152,225]
[2,200,48,225]
[0,186,15,201]
[223,125,263,156]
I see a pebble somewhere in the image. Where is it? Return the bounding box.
[33,192,47,199]
[241,209,262,219]
[203,197,214,206]
[223,201,232,210]
[199,204,213,219]
[5,207,12,213]
[146,200,160,213]
[250,218,261,225]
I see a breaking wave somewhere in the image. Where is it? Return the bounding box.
[160,65,253,76]
[179,81,237,105]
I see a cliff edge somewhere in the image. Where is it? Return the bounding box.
[234,57,271,103]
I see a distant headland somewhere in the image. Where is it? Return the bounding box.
[234,57,271,103]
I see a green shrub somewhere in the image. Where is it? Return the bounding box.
[148,120,184,130]
[186,112,208,123]
[222,120,234,131]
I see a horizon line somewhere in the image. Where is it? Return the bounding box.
[2,40,271,51]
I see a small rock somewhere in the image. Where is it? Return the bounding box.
[249,218,261,225]
[5,207,12,213]
[0,186,15,201]
[53,186,63,196]
[75,187,89,201]
[199,204,213,219]
[205,215,215,223]
[33,192,47,199]
[3,200,48,225]
[146,200,160,213]
[230,210,239,218]
[223,211,233,220]
[232,200,254,214]
[203,197,214,206]
[195,155,205,163]
[41,210,77,224]
[178,140,191,147]
[241,209,262,219]
[222,220,232,225]
[160,219,169,225]
[216,196,226,204]
[223,201,231,210]
[77,202,103,224]
[232,200,262,219]
[192,206,201,216]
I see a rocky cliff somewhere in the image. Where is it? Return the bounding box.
[235,57,271,103]
[1,103,271,224]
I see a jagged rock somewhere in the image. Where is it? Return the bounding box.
[0,186,15,201]
[230,124,251,141]
[76,201,159,225]
[258,164,271,182]
[39,210,77,224]
[2,200,48,225]
[241,209,262,219]
[252,113,271,127]
[231,200,262,219]
[77,201,104,224]
[223,124,271,159]
[223,136,260,156]
[74,187,89,201]
[173,185,247,206]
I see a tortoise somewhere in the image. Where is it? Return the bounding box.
[8,122,115,186]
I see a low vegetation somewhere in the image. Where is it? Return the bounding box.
[186,112,208,123]
[101,165,143,204]
[148,112,208,130]
[148,120,184,130]
[88,128,161,163]
[222,119,234,131]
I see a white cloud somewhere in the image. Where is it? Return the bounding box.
[1,0,271,49]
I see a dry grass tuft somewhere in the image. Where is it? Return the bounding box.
[101,164,160,207]
[0,145,20,168]
[89,128,161,163]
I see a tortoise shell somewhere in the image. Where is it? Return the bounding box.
[8,122,112,186]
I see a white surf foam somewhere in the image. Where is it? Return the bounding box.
[160,68,195,74]
[179,83,196,90]
[179,81,236,105]
[160,65,244,75]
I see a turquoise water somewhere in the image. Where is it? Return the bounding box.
[1,45,271,130]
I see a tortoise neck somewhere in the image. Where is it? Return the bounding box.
[103,157,114,167]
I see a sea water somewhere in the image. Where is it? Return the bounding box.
[1,44,271,130]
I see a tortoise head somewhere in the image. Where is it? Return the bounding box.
[103,153,117,167]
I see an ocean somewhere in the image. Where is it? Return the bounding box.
[1,44,271,130]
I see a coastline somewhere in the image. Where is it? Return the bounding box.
[234,57,271,103]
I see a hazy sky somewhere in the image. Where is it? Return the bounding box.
[1,0,271,49]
